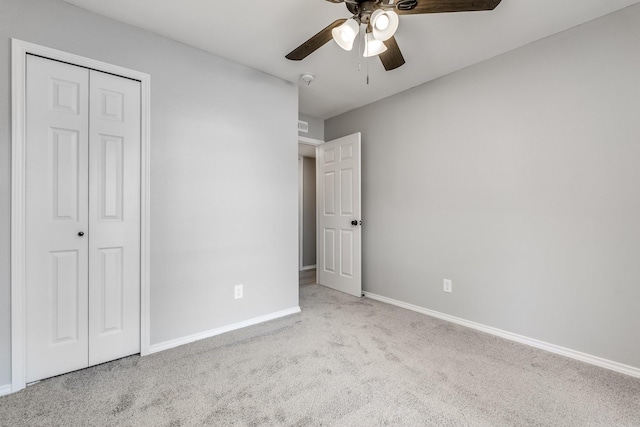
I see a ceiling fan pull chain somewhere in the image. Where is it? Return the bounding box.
[361,24,371,85]
[357,23,362,72]
[366,53,370,85]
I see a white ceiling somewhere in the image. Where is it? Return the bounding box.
[65,0,640,119]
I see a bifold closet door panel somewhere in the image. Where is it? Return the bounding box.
[25,55,142,382]
[88,70,141,366]
[25,55,91,383]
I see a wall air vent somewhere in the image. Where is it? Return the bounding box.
[298,120,309,133]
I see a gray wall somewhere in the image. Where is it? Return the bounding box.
[298,113,325,141]
[326,5,640,369]
[0,0,299,386]
[302,157,317,267]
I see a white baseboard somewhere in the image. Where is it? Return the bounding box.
[301,265,317,271]
[364,292,640,379]
[0,384,12,396]
[149,306,301,354]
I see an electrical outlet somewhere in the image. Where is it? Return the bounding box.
[234,284,243,299]
[443,279,452,293]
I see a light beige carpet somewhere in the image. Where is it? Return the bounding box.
[1,282,639,426]
[298,269,316,286]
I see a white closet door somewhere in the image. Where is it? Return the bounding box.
[25,55,90,382]
[25,56,141,382]
[88,70,141,365]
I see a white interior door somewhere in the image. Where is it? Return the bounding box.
[25,55,141,382]
[25,55,90,382]
[317,133,362,297]
[88,70,141,366]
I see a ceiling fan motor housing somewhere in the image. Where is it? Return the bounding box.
[348,0,416,23]
[347,1,375,22]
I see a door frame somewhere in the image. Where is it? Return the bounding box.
[10,39,151,393]
[298,156,304,271]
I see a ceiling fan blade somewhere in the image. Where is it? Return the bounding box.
[396,0,502,15]
[286,19,347,61]
[379,36,405,71]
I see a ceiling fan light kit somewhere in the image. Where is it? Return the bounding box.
[285,0,503,71]
[364,32,387,57]
[331,18,360,51]
[370,9,399,41]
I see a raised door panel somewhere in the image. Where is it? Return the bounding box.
[340,168,354,216]
[340,230,354,278]
[99,89,124,122]
[324,171,336,215]
[25,55,90,383]
[50,250,81,343]
[324,147,336,165]
[340,143,353,161]
[324,228,336,273]
[99,135,124,221]
[51,78,80,114]
[98,247,125,334]
[51,129,80,220]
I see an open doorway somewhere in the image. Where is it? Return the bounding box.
[298,139,321,286]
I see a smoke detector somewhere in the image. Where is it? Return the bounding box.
[300,73,314,86]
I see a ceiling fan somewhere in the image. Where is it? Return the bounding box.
[286,0,503,71]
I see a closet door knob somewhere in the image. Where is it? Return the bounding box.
[78,231,85,237]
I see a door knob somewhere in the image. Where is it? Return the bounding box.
[351,220,362,226]
[78,231,85,237]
